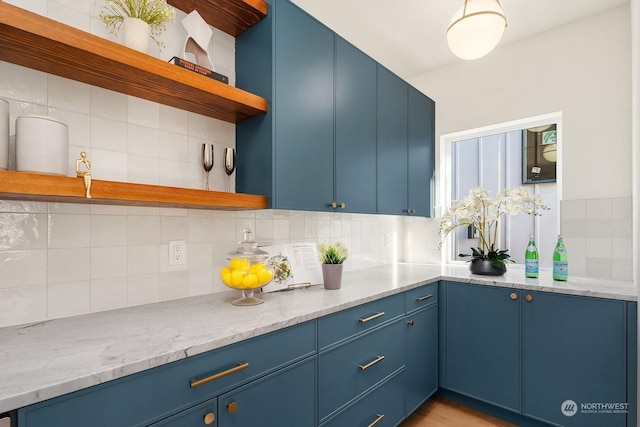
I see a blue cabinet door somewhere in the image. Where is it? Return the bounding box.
[273,0,334,211]
[335,36,377,214]
[407,86,435,217]
[218,357,316,427]
[443,282,521,412]
[405,303,438,414]
[376,66,408,216]
[522,291,627,427]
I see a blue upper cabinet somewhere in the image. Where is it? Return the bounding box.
[236,0,434,215]
[377,67,435,216]
[236,0,334,211]
[408,86,435,217]
[335,37,377,214]
[377,66,408,216]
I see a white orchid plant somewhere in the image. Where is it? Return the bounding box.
[99,0,176,49]
[439,187,549,269]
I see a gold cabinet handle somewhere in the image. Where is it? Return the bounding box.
[227,401,238,414]
[368,414,385,427]
[526,294,533,302]
[359,355,385,371]
[416,294,434,302]
[359,312,385,323]
[330,201,337,208]
[203,412,215,425]
[407,320,415,326]
[190,362,249,389]
[510,293,518,300]
[340,202,346,209]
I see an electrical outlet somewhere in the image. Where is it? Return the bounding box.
[169,240,186,266]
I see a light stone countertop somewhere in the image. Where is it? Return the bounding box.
[0,263,636,413]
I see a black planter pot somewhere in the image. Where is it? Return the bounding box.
[469,259,506,276]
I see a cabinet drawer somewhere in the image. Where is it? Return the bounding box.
[321,369,405,427]
[318,318,405,421]
[405,282,438,313]
[318,293,404,350]
[18,321,316,427]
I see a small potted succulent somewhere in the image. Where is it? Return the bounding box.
[99,0,176,52]
[318,241,349,290]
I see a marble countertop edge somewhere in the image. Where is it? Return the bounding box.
[0,263,635,413]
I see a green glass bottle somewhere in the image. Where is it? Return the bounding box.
[525,234,539,278]
[553,234,568,281]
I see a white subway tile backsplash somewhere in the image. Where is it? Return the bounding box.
[48,214,90,248]
[160,271,189,301]
[0,213,47,250]
[48,1,91,32]
[127,274,160,306]
[48,247,90,283]
[48,280,91,318]
[128,97,160,129]
[159,105,189,134]
[128,245,159,276]
[128,215,160,246]
[91,149,128,182]
[91,277,127,312]
[90,87,128,122]
[0,285,47,328]
[90,246,126,280]
[0,249,47,288]
[91,215,127,247]
[48,75,91,114]
[0,62,48,105]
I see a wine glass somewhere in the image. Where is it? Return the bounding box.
[224,147,236,192]
[202,143,214,190]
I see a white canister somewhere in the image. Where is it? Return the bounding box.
[0,98,8,170]
[16,115,69,175]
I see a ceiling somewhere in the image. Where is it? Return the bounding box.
[290,0,629,79]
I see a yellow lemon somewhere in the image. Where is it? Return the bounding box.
[257,269,273,284]
[249,264,261,274]
[242,273,259,288]
[221,271,232,286]
[231,270,245,287]
[229,258,249,270]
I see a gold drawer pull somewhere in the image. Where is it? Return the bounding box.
[359,355,385,371]
[203,412,215,425]
[190,362,249,389]
[416,294,434,302]
[526,294,533,302]
[510,293,518,300]
[368,413,385,427]
[227,401,238,414]
[359,312,385,323]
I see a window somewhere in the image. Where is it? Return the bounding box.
[440,114,561,267]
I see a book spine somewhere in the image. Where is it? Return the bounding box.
[168,57,229,84]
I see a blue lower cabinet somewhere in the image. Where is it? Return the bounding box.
[441,281,636,427]
[405,304,438,415]
[321,369,405,427]
[522,291,628,427]
[442,282,521,412]
[217,357,317,427]
[318,318,405,422]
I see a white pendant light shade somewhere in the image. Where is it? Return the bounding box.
[447,0,507,60]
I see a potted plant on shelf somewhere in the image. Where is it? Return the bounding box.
[318,241,349,290]
[99,0,176,53]
[439,187,549,276]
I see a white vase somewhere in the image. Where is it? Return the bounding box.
[123,17,151,53]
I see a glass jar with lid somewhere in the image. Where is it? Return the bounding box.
[220,228,273,305]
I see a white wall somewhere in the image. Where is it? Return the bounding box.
[410,5,632,202]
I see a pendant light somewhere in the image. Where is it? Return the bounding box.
[447,0,508,60]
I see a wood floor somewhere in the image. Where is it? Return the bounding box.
[400,397,517,427]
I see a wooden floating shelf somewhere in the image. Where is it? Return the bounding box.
[0,1,268,123]
[168,0,267,37]
[0,171,268,210]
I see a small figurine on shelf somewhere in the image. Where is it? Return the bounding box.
[181,10,215,70]
[76,151,92,199]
